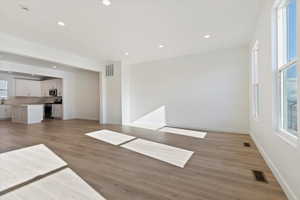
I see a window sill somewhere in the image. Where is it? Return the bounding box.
[276,129,298,148]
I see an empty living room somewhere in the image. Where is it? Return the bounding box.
[0,0,299,199]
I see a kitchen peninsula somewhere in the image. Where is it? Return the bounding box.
[11,104,44,124]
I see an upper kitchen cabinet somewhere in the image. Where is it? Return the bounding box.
[41,80,49,97]
[15,78,62,97]
[15,79,42,97]
[55,79,63,96]
[41,79,63,97]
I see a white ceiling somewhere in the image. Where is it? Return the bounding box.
[0,70,54,80]
[0,51,97,73]
[0,0,262,64]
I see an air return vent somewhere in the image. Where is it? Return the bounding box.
[106,64,114,77]
[252,170,268,183]
[243,142,251,147]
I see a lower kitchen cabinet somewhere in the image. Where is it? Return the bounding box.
[52,104,63,119]
[0,105,11,119]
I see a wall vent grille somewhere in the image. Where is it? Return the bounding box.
[106,64,114,77]
[252,170,268,183]
[243,142,251,147]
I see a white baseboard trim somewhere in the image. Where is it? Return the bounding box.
[124,122,166,130]
[71,118,99,121]
[166,125,249,135]
[250,133,298,200]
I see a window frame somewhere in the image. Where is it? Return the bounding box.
[273,0,298,145]
[0,80,8,99]
[251,41,260,120]
[278,61,297,134]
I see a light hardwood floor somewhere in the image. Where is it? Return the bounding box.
[0,120,287,200]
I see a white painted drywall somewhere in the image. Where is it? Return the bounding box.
[249,1,300,200]
[103,62,122,124]
[122,47,250,133]
[0,61,100,121]
[121,63,131,125]
[73,71,100,120]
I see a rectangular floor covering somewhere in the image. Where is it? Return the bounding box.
[86,129,136,145]
[0,144,67,193]
[0,168,106,200]
[121,139,194,168]
[159,127,207,139]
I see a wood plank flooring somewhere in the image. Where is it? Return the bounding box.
[0,120,288,200]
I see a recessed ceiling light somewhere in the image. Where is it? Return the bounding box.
[102,0,111,6]
[19,4,30,11]
[53,66,57,69]
[125,52,129,56]
[158,44,165,48]
[204,34,211,39]
[57,21,65,26]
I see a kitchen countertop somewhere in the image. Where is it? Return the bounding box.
[5,104,45,107]
[1,103,62,107]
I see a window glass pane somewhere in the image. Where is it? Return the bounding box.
[0,90,8,98]
[277,6,286,67]
[0,80,8,90]
[287,0,297,62]
[282,64,298,135]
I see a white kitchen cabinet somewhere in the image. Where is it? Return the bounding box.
[47,79,56,90]
[56,79,63,96]
[29,81,41,97]
[41,79,63,97]
[0,105,11,119]
[41,81,48,97]
[15,79,41,97]
[52,104,63,119]
[15,79,28,96]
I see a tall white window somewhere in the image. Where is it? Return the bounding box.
[0,80,8,99]
[252,41,259,119]
[275,0,298,136]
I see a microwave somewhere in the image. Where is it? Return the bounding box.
[49,89,58,97]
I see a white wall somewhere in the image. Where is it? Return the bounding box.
[0,61,100,121]
[122,47,250,133]
[121,63,131,124]
[103,62,122,124]
[73,71,100,120]
[249,1,300,200]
